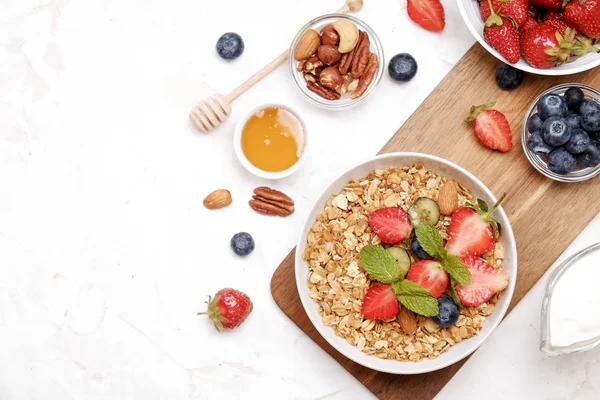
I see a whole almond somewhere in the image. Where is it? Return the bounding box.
[203,189,232,210]
[397,307,418,336]
[438,181,459,215]
[294,29,320,61]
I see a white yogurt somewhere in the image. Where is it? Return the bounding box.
[548,248,600,348]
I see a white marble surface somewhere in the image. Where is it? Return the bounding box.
[1,0,598,399]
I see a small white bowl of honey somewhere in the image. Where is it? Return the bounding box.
[234,104,308,179]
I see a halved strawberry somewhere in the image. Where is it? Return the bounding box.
[445,195,505,257]
[407,0,446,32]
[368,207,412,244]
[455,256,509,306]
[406,260,449,298]
[465,102,513,152]
[361,283,400,320]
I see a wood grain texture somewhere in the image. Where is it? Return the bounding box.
[271,44,600,400]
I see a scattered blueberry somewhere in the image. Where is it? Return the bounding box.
[527,131,555,154]
[230,232,255,256]
[527,113,544,133]
[581,111,600,132]
[433,296,459,327]
[537,93,568,120]
[564,113,582,129]
[547,147,577,174]
[411,236,433,260]
[580,99,600,116]
[495,63,524,90]
[388,53,418,82]
[565,129,590,155]
[578,143,600,168]
[216,32,245,60]
[564,87,585,111]
[543,117,572,146]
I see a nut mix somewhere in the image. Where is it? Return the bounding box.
[303,165,506,361]
[294,19,379,100]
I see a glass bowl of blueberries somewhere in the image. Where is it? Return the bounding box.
[522,84,600,182]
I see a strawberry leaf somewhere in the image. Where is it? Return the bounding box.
[477,198,489,212]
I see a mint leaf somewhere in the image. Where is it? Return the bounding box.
[392,279,439,317]
[414,223,444,257]
[441,253,471,286]
[359,245,401,284]
[450,279,464,309]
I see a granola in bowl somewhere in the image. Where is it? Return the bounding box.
[302,163,509,362]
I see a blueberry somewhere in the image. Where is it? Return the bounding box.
[527,131,555,154]
[230,232,255,256]
[565,113,581,129]
[578,143,600,168]
[564,87,585,111]
[433,296,459,327]
[565,129,590,154]
[547,147,577,174]
[216,32,245,60]
[581,111,600,132]
[495,63,524,90]
[580,99,600,116]
[388,53,418,82]
[537,93,568,120]
[527,113,544,133]
[543,116,572,146]
[411,236,433,260]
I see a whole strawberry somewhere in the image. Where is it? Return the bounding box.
[542,10,575,35]
[465,102,513,152]
[520,21,576,68]
[530,0,563,8]
[479,0,529,26]
[199,288,253,331]
[483,0,521,64]
[564,0,600,39]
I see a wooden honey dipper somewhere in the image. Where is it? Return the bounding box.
[190,0,364,133]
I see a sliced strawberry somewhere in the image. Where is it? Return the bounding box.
[407,0,446,32]
[406,260,449,298]
[361,283,400,320]
[445,195,505,257]
[455,256,509,306]
[479,0,528,26]
[368,207,412,244]
[465,102,513,152]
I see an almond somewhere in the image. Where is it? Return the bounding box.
[438,181,458,215]
[203,189,232,209]
[397,307,418,336]
[294,29,320,61]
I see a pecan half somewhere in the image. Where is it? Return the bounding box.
[338,46,355,75]
[351,53,378,99]
[249,187,295,217]
[350,31,370,79]
[307,80,341,100]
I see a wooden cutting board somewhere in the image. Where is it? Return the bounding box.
[271,44,600,400]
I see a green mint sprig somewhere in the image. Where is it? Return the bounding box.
[414,223,471,286]
[392,280,439,317]
[359,245,402,284]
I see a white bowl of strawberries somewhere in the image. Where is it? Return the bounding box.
[295,153,517,374]
[457,0,600,74]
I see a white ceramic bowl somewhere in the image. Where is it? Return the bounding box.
[233,103,308,180]
[295,153,517,374]
[457,0,600,75]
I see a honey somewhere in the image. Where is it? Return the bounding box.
[241,107,305,172]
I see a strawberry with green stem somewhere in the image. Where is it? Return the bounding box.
[564,0,600,39]
[479,0,529,26]
[445,194,506,258]
[483,0,521,64]
[520,22,582,69]
[198,288,253,331]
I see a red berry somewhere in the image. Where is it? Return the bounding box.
[368,207,412,244]
[361,283,400,320]
[199,288,253,331]
[445,206,498,257]
[542,10,575,36]
[407,0,446,32]
[465,103,513,152]
[479,0,529,26]
[520,16,539,34]
[406,260,449,298]
[520,21,576,69]
[564,0,600,39]
[484,16,521,64]
[530,0,564,9]
[455,256,509,306]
